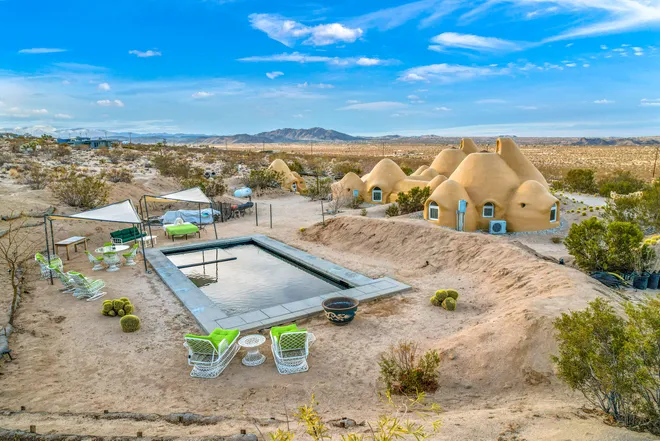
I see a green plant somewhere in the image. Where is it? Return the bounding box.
[551,236,563,244]
[102,298,134,317]
[104,168,133,183]
[433,290,448,303]
[349,195,364,209]
[598,170,648,197]
[564,217,608,272]
[605,221,645,273]
[445,289,459,300]
[304,177,332,201]
[378,341,441,395]
[553,297,660,435]
[288,159,305,174]
[22,162,50,190]
[430,295,441,307]
[180,177,227,198]
[120,314,141,333]
[360,208,367,216]
[50,167,109,208]
[399,164,414,176]
[332,161,362,177]
[124,303,134,314]
[564,168,597,193]
[241,169,283,192]
[395,186,431,215]
[385,204,400,217]
[441,297,456,311]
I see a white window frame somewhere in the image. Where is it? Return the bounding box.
[372,187,382,202]
[482,202,495,218]
[292,182,297,192]
[550,203,558,222]
[428,202,439,220]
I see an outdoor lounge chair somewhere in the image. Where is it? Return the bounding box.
[35,253,63,279]
[122,243,139,266]
[270,324,315,375]
[85,250,105,271]
[68,271,106,301]
[50,266,77,294]
[184,328,240,378]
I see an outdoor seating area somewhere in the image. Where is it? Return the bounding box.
[48,263,106,301]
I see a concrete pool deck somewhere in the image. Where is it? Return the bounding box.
[145,235,412,333]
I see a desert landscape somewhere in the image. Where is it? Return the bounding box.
[0,133,658,441]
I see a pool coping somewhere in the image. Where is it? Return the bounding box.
[144,235,412,333]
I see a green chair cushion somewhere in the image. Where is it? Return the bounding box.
[271,324,305,341]
[185,328,239,351]
[111,227,146,242]
[166,224,199,236]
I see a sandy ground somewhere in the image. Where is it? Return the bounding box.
[1,180,657,441]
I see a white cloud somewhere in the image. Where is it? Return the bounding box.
[54,113,73,119]
[633,46,644,55]
[641,98,660,107]
[516,105,538,110]
[98,82,111,91]
[399,63,506,83]
[292,114,304,118]
[525,6,559,19]
[407,95,420,100]
[239,52,395,66]
[594,99,614,104]
[31,109,48,114]
[97,99,125,107]
[476,99,507,104]
[346,99,360,104]
[565,63,577,67]
[192,91,214,99]
[338,101,407,111]
[434,106,451,111]
[266,71,284,79]
[565,43,574,47]
[583,63,591,67]
[18,48,66,54]
[129,50,162,58]
[600,45,609,50]
[356,57,384,66]
[429,32,521,52]
[248,14,363,47]
[297,82,334,89]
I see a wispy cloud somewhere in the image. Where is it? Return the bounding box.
[238,52,396,66]
[249,14,363,47]
[641,98,660,107]
[400,63,506,83]
[266,71,284,79]
[192,91,214,98]
[477,99,507,104]
[429,32,521,52]
[18,48,66,54]
[54,113,73,119]
[97,99,125,107]
[128,49,162,58]
[434,106,451,111]
[98,82,111,91]
[594,99,615,104]
[350,0,461,31]
[297,82,334,89]
[516,105,538,110]
[338,101,407,111]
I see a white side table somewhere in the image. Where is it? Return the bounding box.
[238,334,266,366]
[142,235,157,247]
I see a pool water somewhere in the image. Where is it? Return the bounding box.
[165,244,346,315]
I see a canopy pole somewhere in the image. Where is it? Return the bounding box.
[210,202,218,239]
[144,199,154,247]
[137,223,148,273]
[44,215,53,285]
[198,203,202,235]
[49,219,55,258]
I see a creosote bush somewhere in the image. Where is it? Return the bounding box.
[598,170,647,197]
[104,168,133,183]
[378,341,441,395]
[22,162,50,190]
[553,297,660,435]
[332,161,362,178]
[385,204,400,217]
[303,176,332,201]
[241,168,283,192]
[50,167,109,209]
[394,186,432,215]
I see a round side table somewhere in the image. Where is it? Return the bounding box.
[238,334,267,366]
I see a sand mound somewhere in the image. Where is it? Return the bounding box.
[302,216,613,392]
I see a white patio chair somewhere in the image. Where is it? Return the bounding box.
[174,217,185,226]
[122,243,139,266]
[85,250,105,271]
[184,329,240,378]
[270,329,316,375]
[68,272,106,301]
[35,253,63,279]
[103,251,121,272]
[50,266,78,294]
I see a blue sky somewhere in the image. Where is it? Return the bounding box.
[1,0,660,137]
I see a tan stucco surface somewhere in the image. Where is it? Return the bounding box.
[268,159,307,192]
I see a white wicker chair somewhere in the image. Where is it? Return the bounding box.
[270,330,315,375]
[85,251,105,271]
[68,272,106,301]
[35,253,63,279]
[50,266,77,294]
[184,331,240,378]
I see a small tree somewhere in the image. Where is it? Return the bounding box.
[241,169,283,193]
[564,217,608,271]
[605,221,645,273]
[565,168,597,193]
[304,177,332,201]
[332,161,362,178]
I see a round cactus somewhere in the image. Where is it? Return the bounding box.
[113,300,124,311]
[442,297,457,311]
[120,315,141,333]
[430,295,441,307]
[123,303,134,314]
[446,289,459,300]
[108,309,116,317]
[119,297,129,302]
[434,290,448,303]
[102,302,113,313]
[117,309,126,317]
[101,310,109,316]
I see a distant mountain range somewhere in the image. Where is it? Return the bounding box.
[3,126,660,145]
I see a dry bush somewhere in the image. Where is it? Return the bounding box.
[180,177,226,198]
[22,162,50,189]
[379,341,441,395]
[50,167,109,208]
[104,168,133,183]
[122,149,141,162]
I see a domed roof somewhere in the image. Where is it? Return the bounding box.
[268,158,292,175]
[460,138,478,154]
[363,158,407,192]
[420,168,439,179]
[412,165,429,176]
[427,174,447,192]
[430,148,467,177]
[449,152,520,206]
[332,172,365,195]
[496,138,548,188]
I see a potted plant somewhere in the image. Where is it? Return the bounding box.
[321,296,359,326]
[632,244,656,290]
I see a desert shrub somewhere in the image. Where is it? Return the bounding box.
[241,169,283,191]
[332,161,362,178]
[122,149,140,162]
[303,177,332,201]
[51,144,72,159]
[50,167,109,208]
[564,168,598,193]
[441,297,456,311]
[360,208,367,216]
[399,164,414,176]
[180,177,227,198]
[551,236,563,244]
[385,204,400,217]
[104,168,133,183]
[605,221,645,273]
[348,195,363,209]
[553,297,660,435]
[22,162,50,190]
[598,170,647,197]
[394,186,432,215]
[564,217,608,271]
[379,341,441,395]
[287,159,305,174]
[120,314,141,332]
[152,154,199,179]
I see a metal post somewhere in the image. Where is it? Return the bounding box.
[653,146,659,179]
[321,200,325,226]
[144,198,154,247]
[43,215,53,285]
[49,219,55,257]
[255,202,259,226]
[198,203,202,234]
[137,223,148,273]
[211,202,218,239]
[220,201,224,223]
[269,204,272,229]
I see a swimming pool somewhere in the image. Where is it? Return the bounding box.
[165,243,347,315]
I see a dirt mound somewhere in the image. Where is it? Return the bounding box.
[302,216,613,392]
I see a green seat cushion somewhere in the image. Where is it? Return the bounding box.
[166,224,199,236]
[186,328,239,350]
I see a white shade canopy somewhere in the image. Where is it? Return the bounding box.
[144,187,211,204]
[50,200,141,224]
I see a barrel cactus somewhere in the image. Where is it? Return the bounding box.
[430,295,441,307]
[123,303,134,314]
[434,290,448,303]
[113,299,124,311]
[119,297,129,302]
[442,297,456,311]
[117,309,126,317]
[101,298,134,317]
[108,309,116,317]
[446,289,459,300]
[120,315,141,333]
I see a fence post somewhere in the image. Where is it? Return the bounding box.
[321,200,325,226]
[255,202,259,226]
[269,204,273,229]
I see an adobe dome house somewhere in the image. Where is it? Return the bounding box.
[268,159,307,192]
[331,138,477,204]
[423,138,559,232]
